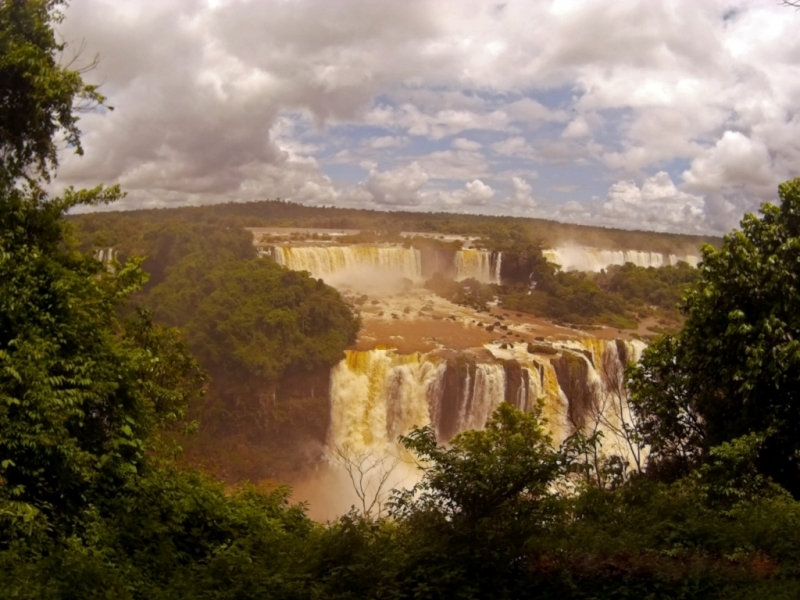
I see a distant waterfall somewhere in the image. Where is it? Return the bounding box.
[454,250,502,284]
[94,247,117,264]
[271,246,423,281]
[543,247,699,272]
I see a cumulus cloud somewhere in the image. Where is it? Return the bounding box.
[492,136,536,158]
[452,137,482,151]
[367,135,410,149]
[561,116,591,139]
[54,0,800,233]
[461,179,495,205]
[363,162,429,206]
[511,177,536,207]
[599,172,705,232]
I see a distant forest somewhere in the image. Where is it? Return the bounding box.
[71,198,718,256]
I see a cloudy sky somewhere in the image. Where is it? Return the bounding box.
[57,0,800,234]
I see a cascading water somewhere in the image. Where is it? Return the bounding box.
[543,247,699,272]
[453,363,506,433]
[270,246,423,281]
[329,350,444,452]
[328,338,645,456]
[454,250,502,284]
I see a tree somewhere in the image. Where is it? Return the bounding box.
[629,178,800,496]
[0,0,204,535]
[394,403,564,534]
[330,443,400,520]
[389,404,568,598]
[0,0,106,182]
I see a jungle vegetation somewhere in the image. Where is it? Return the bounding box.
[3,2,800,598]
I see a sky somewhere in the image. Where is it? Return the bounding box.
[56,0,800,235]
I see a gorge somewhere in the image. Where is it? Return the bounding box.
[258,234,662,515]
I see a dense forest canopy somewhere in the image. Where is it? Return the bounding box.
[3,2,800,599]
[73,196,717,256]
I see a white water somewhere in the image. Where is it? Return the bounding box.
[543,247,699,272]
[328,339,645,457]
[329,350,444,451]
[454,250,502,284]
[271,246,423,283]
[455,363,506,433]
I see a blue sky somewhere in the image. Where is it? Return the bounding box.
[57,0,800,234]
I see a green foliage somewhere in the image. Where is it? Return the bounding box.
[423,273,495,310]
[0,466,316,599]
[395,404,563,525]
[595,261,701,316]
[145,243,359,448]
[0,180,201,531]
[386,405,567,597]
[630,178,800,496]
[0,0,107,181]
[155,258,358,380]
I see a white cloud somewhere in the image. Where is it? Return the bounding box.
[363,162,429,206]
[561,116,591,139]
[492,136,535,158]
[683,131,775,193]
[452,137,482,151]
[367,135,410,149]
[55,0,800,234]
[599,172,705,232]
[462,179,495,205]
[511,176,536,207]
[416,148,489,179]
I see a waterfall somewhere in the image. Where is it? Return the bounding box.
[328,338,646,460]
[329,350,444,452]
[543,247,699,272]
[539,361,570,445]
[454,363,506,433]
[271,246,423,281]
[94,247,117,264]
[454,250,502,284]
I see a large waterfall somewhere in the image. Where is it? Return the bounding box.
[543,247,699,272]
[329,350,443,451]
[454,250,502,284]
[327,339,646,459]
[269,246,502,285]
[270,246,423,281]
